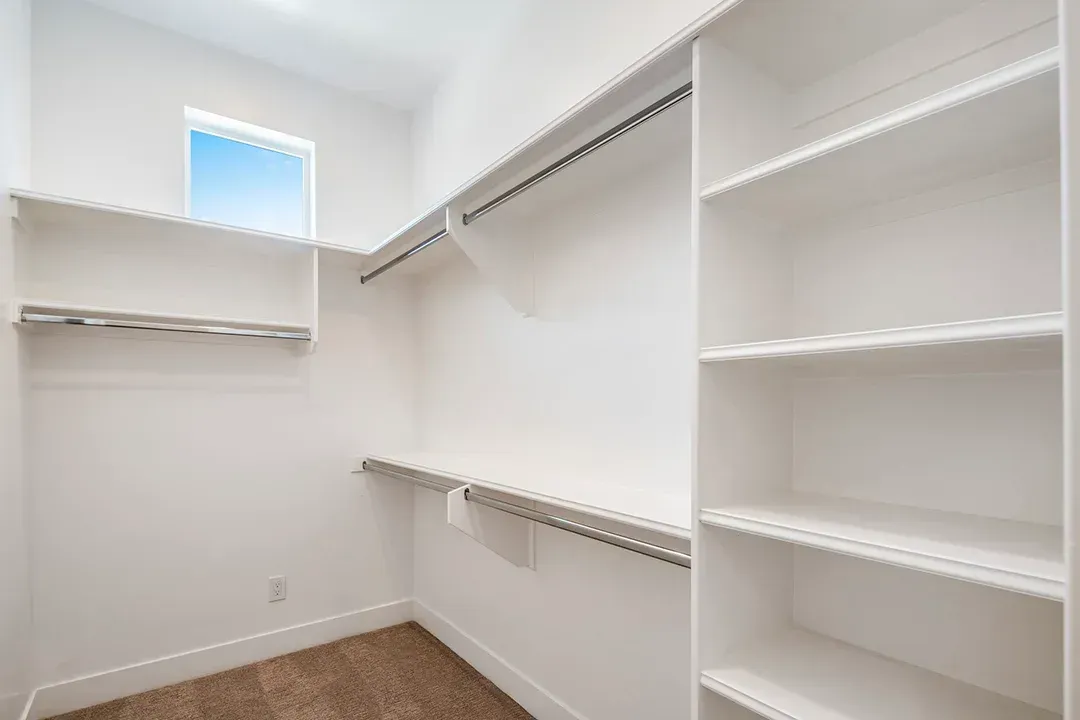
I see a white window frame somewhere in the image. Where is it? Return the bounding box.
[184,107,316,238]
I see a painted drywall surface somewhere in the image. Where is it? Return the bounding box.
[26,0,421,688]
[0,0,32,717]
[412,0,720,208]
[414,491,691,720]
[31,0,413,251]
[27,263,418,686]
[418,155,692,482]
[413,148,692,718]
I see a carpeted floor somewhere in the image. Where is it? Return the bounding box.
[48,622,533,720]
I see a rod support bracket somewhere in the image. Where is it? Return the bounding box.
[448,484,537,568]
[446,204,535,316]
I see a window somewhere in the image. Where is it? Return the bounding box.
[185,107,315,237]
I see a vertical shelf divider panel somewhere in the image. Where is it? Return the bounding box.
[1062,0,1080,717]
[692,2,1065,719]
[689,34,705,720]
[309,247,319,351]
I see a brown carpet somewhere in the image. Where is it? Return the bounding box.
[48,622,533,720]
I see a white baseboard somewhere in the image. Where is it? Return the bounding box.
[16,691,34,720]
[412,600,587,720]
[25,599,582,720]
[28,599,411,719]
[0,691,31,720]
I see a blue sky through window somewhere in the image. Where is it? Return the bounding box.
[189,130,306,236]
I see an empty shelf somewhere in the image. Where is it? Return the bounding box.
[699,51,1059,222]
[13,300,312,342]
[701,628,1059,720]
[10,188,369,266]
[699,313,1062,373]
[364,451,691,539]
[701,493,1062,600]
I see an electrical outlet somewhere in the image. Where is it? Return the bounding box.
[269,575,286,602]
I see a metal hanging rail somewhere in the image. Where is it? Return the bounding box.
[20,312,312,341]
[363,459,691,569]
[360,81,693,284]
[462,81,692,226]
[359,228,448,284]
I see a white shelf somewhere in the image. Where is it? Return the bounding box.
[10,189,370,266]
[699,50,1060,221]
[363,451,691,540]
[701,628,1059,720]
[12,299,312,342]
[361,49,693,271]
[701,493,1063,600]
[694,7,1064,720]
[698,313,1063,371]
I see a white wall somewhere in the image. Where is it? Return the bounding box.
[412,0,721,208]
[31,0,413,250]
[414,492,691,720]
[0,1,32,718]
[416,157,692,483]
[27,264,418,688]
[23,0,422,694]
[413,138,693,719]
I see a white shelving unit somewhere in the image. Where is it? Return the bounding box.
[692,2,1065,720]
[698,313,1062,371]
[701,494,1063,600]
[357,47,690,294]
[11,189,370,265]
[364,451,691,540]
[701,628,1059,720]
[699,50,1059,221]
[357,53,695,574]
[9,190,336,347]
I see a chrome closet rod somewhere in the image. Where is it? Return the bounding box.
[366,462,460,494]
[464,491,691,568]
[359,228,448,284]
[359,81,693,284]
[363,460,691,569]
[21,312,311,341]
[462,81,692,226]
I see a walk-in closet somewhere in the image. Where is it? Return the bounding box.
[1,1,1077,719]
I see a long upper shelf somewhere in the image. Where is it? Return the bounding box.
[699,50,1060,222]
[701,628,1059,720]
[699,313,1063,372]
[362,451,691,540]
[700,493,1063,600]
[10,189,371,266]
[359,46,694,270]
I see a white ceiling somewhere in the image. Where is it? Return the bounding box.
[80,0,528,109]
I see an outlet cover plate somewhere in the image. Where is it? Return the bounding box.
[269,575,286,602]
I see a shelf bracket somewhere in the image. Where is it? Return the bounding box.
[308,247,319,354]
[8,196,30,235]
[446,204,535,317]
[447,484,536,569]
